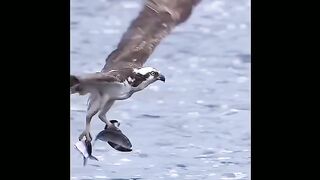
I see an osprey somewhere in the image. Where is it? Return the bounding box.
[70,0,201,141]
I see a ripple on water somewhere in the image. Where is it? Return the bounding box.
[167,169,179,178]
[120,158,131,162]
[139,114,162,118]
[220,161,239,166]
[217,157,231,160]
[138,153,148,158]
[94,175,108,179]
[155,141,173,147]
[176,164,187,169]
[194,154,214,159]
[201,104,220,110]
[80,176,93,180]
[202,149,216,155]
[224,109,239,116]
[89,164,101,167]
[221,172,247,180]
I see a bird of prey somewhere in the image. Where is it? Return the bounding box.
[70,0,201,142]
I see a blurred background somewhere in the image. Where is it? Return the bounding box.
[71,0,251,179]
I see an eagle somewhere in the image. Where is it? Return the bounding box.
[70,0,201,142]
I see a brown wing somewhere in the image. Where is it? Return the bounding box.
[73,73,120,85]
[70,69,134,92]
[70,72,121,91]
[102,0,201,72]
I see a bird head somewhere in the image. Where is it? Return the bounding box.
[129,67,165,89]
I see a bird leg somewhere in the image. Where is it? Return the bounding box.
[79,94,101,141]
[98,99,115,126]
[78,114,96,141]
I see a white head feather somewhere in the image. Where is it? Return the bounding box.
[133,67,159,75]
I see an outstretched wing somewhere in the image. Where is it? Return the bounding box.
[70,73,121,94]
[70,0,200,91]
[70,73,120,87]
[102,0,201,72]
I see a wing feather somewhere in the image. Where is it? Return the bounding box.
[74,72,120,84]
[102,0,201,72]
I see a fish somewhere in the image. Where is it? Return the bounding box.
[74,139,98,166]
[94,120,132,152]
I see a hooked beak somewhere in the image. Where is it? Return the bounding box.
[158,74,166,82]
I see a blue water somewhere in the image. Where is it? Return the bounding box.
[71,0,251,179]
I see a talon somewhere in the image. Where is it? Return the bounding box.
[86,132,92,142]
[78,131,92,142]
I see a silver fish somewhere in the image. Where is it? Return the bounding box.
[95,120,132,152]
[74,139,98,166]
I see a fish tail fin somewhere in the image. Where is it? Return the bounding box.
[70,75,80,87]
[83,156,98,166]
[89,155,99,161]
[83,157,88,166]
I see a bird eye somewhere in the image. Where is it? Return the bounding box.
[150,72,155,76]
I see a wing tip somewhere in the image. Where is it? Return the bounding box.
[70,75,80,87]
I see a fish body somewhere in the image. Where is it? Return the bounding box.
[95,120,133,152]
[74,140,98,166]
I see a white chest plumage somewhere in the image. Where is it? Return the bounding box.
[97,80,133,101]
